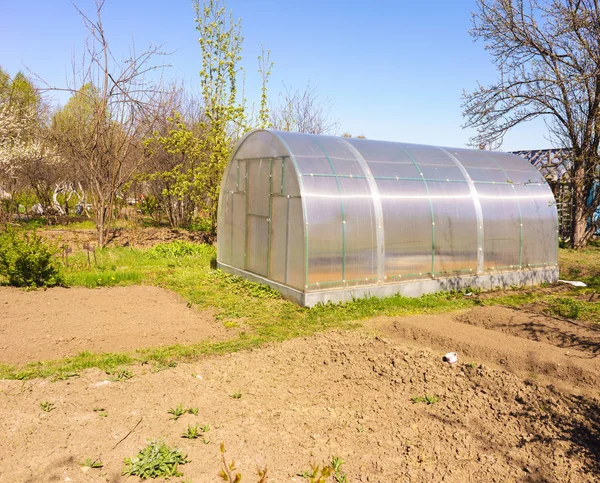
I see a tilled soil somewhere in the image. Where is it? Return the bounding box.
[0,286,231,365]
[0,286,599,482]
[1,331,599,483]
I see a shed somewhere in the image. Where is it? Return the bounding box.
[217,130,558,306]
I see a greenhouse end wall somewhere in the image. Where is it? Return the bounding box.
[217,130,559,307]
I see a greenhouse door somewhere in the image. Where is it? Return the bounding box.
[245,158,270,276]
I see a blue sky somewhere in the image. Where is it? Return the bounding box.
[0,0,553,151]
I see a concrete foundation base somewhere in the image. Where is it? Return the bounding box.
[217,262,559,307]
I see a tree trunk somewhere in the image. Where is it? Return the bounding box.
[571,162,588,248]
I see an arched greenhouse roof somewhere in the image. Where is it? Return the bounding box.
[217,130,558,306]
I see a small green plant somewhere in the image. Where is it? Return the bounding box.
[0,226,63,287]
[80,457,103,468]
[218,443,243,483]
[122,440,189,479]
[92,407,107,417]
[299,464,332,482]
[330,457,348,483]
[168,404,187,420]
[411,395,440,405]
[109,369,134,382]
[39,401,55,412]
[168,404,199,420]
[230,392,242,399]
[299,457,347,482]
[182,424,201,439]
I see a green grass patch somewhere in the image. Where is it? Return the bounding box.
[3,241,598,380]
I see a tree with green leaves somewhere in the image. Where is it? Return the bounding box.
[462,0,600,248]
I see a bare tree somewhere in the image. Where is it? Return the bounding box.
[270,82,339,134]
[462,0,600,247]
[48,0,167,246]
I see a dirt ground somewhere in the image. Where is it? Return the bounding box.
[0,287,599,482]
[0,286,230,365]
[39,226,213,251]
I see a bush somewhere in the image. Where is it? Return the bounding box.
[0,226,63,287]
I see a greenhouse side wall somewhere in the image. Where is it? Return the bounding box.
[217,130,559,307]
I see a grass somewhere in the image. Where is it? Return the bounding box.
[1,240,598,380]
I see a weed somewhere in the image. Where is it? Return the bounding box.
[168,404,187,420]
[39,401,55,412]
[92,407,107,417]
[168,404,199,420]
[109,369,134,382]
[299,457,347,483]
[330,457,348,483]
[122,440,189,479]
[547,297,581,319]
[230,392,242,399]
[218,442,242,483]
[411,395,440,405]
[80,457,103,468]
[182,424,201,439]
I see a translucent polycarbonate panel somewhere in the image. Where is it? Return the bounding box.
[464,167,510,183]
[272,157,283,195]
[493,153,537,170]
[338,177,377,282]
[303,175,343,284]
[283,158,301,196]
[476,183,521,269]
[311,135,358,159]
[231,192,246,268]
[246,214,268,276]
[377,179,433,277]
[400,143,456,166]
[233,130,290,160]
[287,197,305,289]
[275,131,324,156]
[219,191,234,265]
[514,184,558,266]
[295,156,334,175]
[367,161,421,179]
[419,165,466,181]
[222,161,237,192]
[444,148,499,169]
[237,160,246,190]
[346,138,420,168]
[269,196,288,283]
[428,181,478,273]
[247,159,270,216]
[504,169,545,184]
[330,157,364,177]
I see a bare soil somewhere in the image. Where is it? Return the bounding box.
[0,286,230,365]
[0,287,599,482]
[40,226,213,251]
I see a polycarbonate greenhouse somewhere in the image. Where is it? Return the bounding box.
[217,130,559,306]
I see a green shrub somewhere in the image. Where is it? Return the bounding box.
[0,227,63,287]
